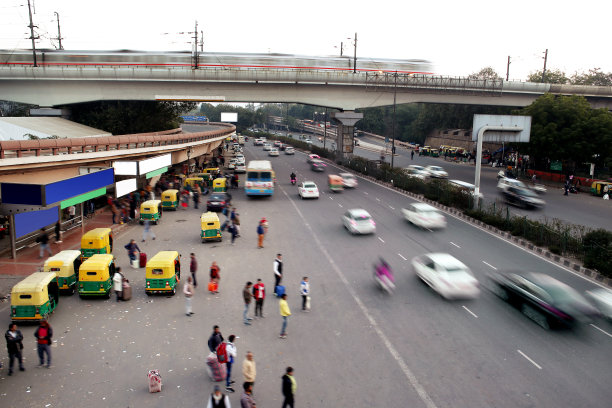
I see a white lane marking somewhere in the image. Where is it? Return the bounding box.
[338,203,343,208]
[590,324,612,338]
[389,205,395,210]
[462,306,478,318]
[517,350,542,370]
[329,196,334,200]
[482,261,498,270]
[364,191,369,195]
[450,242,461,248]
[376,197,381,202]
[378,237,385,243]
[280,186,438,408]
[398,253,407,261]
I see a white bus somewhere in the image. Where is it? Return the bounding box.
[245,160,276,196]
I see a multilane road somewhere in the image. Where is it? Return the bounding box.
[0,141,610,408]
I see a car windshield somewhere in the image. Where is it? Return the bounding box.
[210,195,225,200]
[442,265,466,273]
[304,184,316,188]
[543,284,586,305]
[419,209,438,216]
[516,188,537,197]
[353,214,370,221]
[429,167,443,171]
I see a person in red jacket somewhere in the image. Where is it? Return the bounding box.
[34,320,53,368]
[252,279,265,317]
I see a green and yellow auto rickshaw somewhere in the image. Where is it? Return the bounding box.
[81,228,113,261]
[161,189,179,210]
[201,212,222,242]
[11,272,59,322]
[78,254,116,298]
[140,200,163,224]
[145,251,181,295]
[43,250,82,294]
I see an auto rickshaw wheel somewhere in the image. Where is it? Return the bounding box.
[139,221,143,225]
[171,287,176,296]
[104,291,111,299]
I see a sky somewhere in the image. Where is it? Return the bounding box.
[0,0,610,81]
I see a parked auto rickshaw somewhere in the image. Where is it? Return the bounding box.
[430,149,440,157]
[590,181,612,196]
[161,189,179,210]
[81,228,113,261]
[145,251,181,295]
[213,178,227,192]
[200,167,220,178]
[184,177,204,190]
[11,272,59,322]
[328,175,344,192]
[43,250,82,294]
[78,254,116,298]
[201,212,222,242]
[140,200,163,224]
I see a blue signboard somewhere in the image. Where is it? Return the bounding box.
[0,183,44,206]
[14,207,58,239]
[181,115,208,122]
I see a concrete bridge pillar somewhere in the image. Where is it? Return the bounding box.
[332,111,363,160]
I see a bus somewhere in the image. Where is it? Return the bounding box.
[237,135,245,145]
[245,160,275,196]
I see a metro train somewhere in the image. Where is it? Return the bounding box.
[0,49,434,74]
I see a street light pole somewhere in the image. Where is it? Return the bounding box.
[353,32,357,74]
[27,0,38,67]
[391,72,397,168]
[323,108,327,150]
[54,12,64,50]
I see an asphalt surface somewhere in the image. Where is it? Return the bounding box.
[1,140,610,408]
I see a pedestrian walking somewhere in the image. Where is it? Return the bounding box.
[184,276,194,316]
[274,254,283,295]
[68,205,76,220]
[5,323,25,376]
[208,325,224,353]
[190,253,198,287]
[207,385,232,408]
[36,228,53,258]
[142,219,156,242]
[54,221,62,244]
[226,335,238,393]
[124,239,141,265]
[233,212,241,237]
[261,217,269,234]
[34,320,53,368]
[242,351,256,387]
[193,187,200,209]
[243,282,254,325]
[240,382,256,408]
[252,279,265,317]
[300,277,310,311]
[281,367,296,408]
[113,267,124,302]
[411,150,414,160]
[210,261,221,292]
[256,221,265,249]
[229,222,239,245]
[279,294,291,339]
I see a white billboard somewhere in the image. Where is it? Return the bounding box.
[221,112,238,123]
[472,115,531,143]
[139,154,172,175]
[113,161,138,176]
[115,178,137,198]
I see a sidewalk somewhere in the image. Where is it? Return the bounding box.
[0,208,131,297]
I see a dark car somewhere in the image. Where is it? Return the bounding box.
[310,159,326,172]
[502,186,545,209]
[489,272,599,330]
[206,192,232,212]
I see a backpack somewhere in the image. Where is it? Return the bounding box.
[216,342,228,364]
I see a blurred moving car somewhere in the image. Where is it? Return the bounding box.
[403,168,429,180]
[285,147,295,155]
[235,163,246,173]
[425,165,448,179]
[228,159,237,170]
[305,139,313,144]
[310,159,326,172]
[402,203,447,229]
[497,177,527,192]
[489,272,599,329]
[307,154,321,163]
[412,253,480,299]
[342,209,376,235]
[502,186,545,209]
[273,141,282,147]
[206,192,232,212]
[406,165,429,175]
[340,173,358,188]
[263,143,272,151]
[254,138,264,146]
[449,180,484,200]
[268,148,280,157]
[586,287,612,321]
[298,181,320,199]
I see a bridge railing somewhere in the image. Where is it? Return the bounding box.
[0,123,235,159]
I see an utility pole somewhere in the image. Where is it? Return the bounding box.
[353,33,357,74]
[200,30,204,52]
[192,21,199,69]
[340,42,343,57]
[506,56,510,81]
[323,108,327,150]
[542,49,548,82]
[54,12,64,50]
[27,0,38,66]
[391,72,397,168]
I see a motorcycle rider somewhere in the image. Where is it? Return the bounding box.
[374,258,395,291]
[290,172,297,185]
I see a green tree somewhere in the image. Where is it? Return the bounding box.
[570,68,612,86]
[527,69,569,84]
[468,67,502,81]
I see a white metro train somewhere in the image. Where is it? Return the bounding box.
[0,49,433,74]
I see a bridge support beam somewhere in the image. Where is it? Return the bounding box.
[332,111,363,159]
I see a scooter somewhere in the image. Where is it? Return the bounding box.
[290,176,297,185]
[497,170,505,180]
[374,261,395,294]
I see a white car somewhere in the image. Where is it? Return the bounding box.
[586,288,612,320]
[285,147,295,155]
[404,168,429,180]
[305,139,313,144]
[412,253,480,299]
[406,165,429,175]
[425,165,448,179]
[228,159,237,170]
[263,143,272,151]
[340,173,358,188]
[235,164,246,173]
[497,177,526,192]
[342,209,376,235]
[268,148,279,157]
[402,203,447,229]
[298,181,319,199]
[235,155,245,164]
[254,138,264,146]
[449,180,484,200]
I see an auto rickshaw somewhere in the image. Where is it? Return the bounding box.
[201,212,222,242]
[213,178,227,192]
[78,254,116,298]
[145,251,181,295]
[430,149,440,157]
[184,177,204,190]
[328,174,344,192]
[81,228,113,261]
[10,272,59,322]
[590,181,612,196]
[140,200,163,224]
[161,189,179,210]
[43,250,82,294]
[200,167,220,178]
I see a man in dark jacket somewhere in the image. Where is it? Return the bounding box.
[5,323,25,375]
[208,325,224,353]
[281,366,296,408]
[34,320,53,368]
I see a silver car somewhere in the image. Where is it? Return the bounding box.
[342,209,376,235]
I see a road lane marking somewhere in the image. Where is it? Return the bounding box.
[462,306,478,318]
[517,350,542,370]
[329,196,333,200]
[450,242,461,248]
[375,197,381,201]
[378,237,385,243]
[482,261,498,270]
[364,191,369,195]
[389,205,395,210]
[398,253,407,261]
[338,203,343,208]
[590,324,612,338]
[281,186,438,408]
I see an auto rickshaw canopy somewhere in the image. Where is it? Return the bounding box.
[81,228,112,250]
[146,251,180,279]
[140,200,162,214]
[162,189,179,201]
[44,250,81,278]
[79,254,115,281]
[11,272,58,305]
